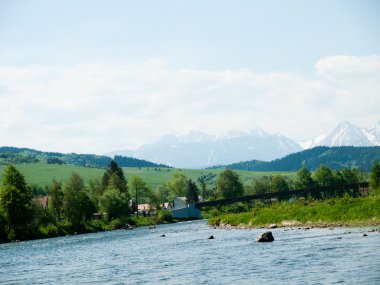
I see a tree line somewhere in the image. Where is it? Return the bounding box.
[1,161,379,243]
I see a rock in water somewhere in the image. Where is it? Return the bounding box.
[208,235,215,239]
[257,231,274,242]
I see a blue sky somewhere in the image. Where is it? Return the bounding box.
[0,0,379,153]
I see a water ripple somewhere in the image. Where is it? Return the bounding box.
[1,221,379,284]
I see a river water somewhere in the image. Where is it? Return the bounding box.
[0,220,379,284]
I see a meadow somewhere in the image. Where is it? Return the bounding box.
[0,162,297,189]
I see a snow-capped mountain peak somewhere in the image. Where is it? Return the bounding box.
[320,121,371,146]
[363,121,380,146]
[106,121,380,167]
[301,121,376,149]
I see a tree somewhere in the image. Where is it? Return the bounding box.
[313,165,335,187]
[145,188,161,211]
[313,165,336,198]
[99,188,130,221]
[47,179,63,220]
[166,171,189,199]
[295,167,315,189]
[197,175,215,200]
[102,160,127,193]
[129,175,148,216]
[0,208,8,243]
[186,179,199,204]
[87,178,103,208]
[62,173,95,226]
[271,175,289,193]
[0,165,32,240]
[216,169,244,199]
[340,168,360,197]
[246,177,271,195]
[370,162,380,193]
[156,185,170,204]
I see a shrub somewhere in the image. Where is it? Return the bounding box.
[39,223,60,237]
[157,210,174,223]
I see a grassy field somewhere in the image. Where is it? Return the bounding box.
[208,194,380,227]
[0,162,296,189]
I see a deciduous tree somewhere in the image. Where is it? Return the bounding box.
[166,171,189,199]
[216,169,244,199]
[62,173,94,226]
[370,162,380,192]
[47,179,63,220]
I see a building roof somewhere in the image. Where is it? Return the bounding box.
[33,196,48,209]
[138,204,154,211]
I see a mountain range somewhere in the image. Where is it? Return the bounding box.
[106,121,380,168]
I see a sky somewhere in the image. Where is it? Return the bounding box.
[0,0,379,154]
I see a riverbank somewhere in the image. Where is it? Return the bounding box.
[208,194,380,229]
[1,211,178,243]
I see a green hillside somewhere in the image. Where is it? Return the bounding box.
[0,162,295,190]
[219,146,380,172]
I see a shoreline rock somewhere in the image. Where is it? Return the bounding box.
[213,221,380,230]
[257,231,274,242]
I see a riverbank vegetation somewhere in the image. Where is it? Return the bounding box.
[208,194,380,228]
[208,163,380,228]
[1,160,379,243]
[0,162,177,243]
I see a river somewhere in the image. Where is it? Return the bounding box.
[1,220,379,284]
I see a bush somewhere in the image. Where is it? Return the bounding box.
[104,218,126,231]
[157,210,174,223]
[85,220,107,232]
[39,223,60,237]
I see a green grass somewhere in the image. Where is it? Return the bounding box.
[0,163,105,187]
[208,195,380,227]
[0,162,296,189]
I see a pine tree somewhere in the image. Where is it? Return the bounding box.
[186,180,199,204]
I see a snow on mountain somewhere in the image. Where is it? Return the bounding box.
[363,121,380,146]
[301,121,377,149]
[106,121,380,167]
[319,121,372,146]
[107,130,302,168]
[298,133,327,149]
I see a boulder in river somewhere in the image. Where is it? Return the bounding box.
[208,235,215,239]
[257,231,274,242]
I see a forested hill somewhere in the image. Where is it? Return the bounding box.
[0,147,170,168]
[216,146,380,172]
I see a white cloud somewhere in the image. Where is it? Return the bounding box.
[0,55,379,154]
[316,55,380,78]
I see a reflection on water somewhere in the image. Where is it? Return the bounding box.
[1,220,379,284]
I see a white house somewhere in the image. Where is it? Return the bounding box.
[168,197,187,210]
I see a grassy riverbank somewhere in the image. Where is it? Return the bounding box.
[208,194,380,228]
